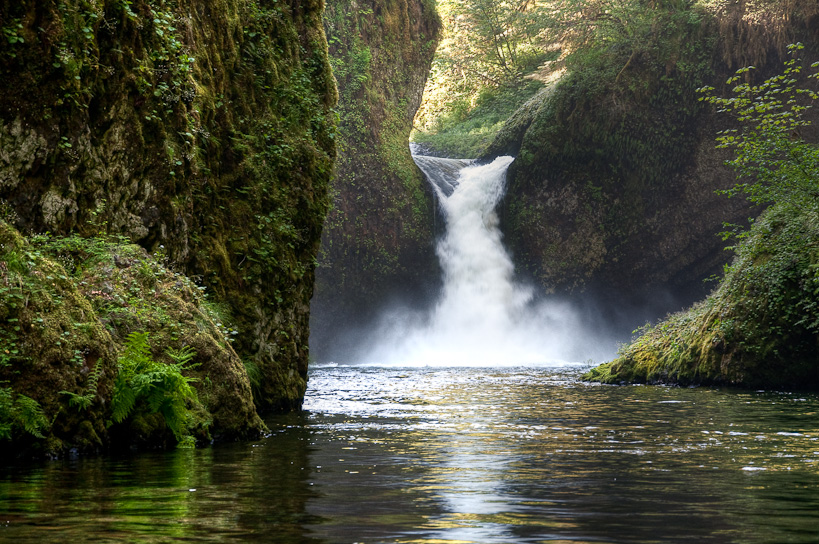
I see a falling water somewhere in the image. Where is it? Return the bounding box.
[362,153,609,366]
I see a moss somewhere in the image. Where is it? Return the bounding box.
[585,204,819,389]
[0,221,117,456]
[0,0,336,415]
[495,2,718,290]
[0,219,264,458]
[413,78,547,158]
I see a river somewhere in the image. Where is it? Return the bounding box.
[3,154,818,542]
[1,364,819,543]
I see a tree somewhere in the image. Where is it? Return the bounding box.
[450,0,546,80]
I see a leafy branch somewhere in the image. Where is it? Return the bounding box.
[698,42,819,216]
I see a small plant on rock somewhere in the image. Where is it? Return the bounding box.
[110,332,199,445]
[0,355,49,441]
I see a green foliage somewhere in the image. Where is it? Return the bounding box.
[418,0,714,159]
[1,19,24,58]
[0,356,48,440]
[242,357,264,401]
[449,0,549,81]
[328,35,372,102]
[60,361,103,412]
[586,203,819,388]
[545,0,700,63]
[414,0,552,148]
[413,78,545,156]
[0,199,19,225]
[699,43,819,215]
[110,332,199,444]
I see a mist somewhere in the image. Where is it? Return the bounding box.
[328,155,633,367]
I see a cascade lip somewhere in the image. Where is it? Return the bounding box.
[411,154,474,197]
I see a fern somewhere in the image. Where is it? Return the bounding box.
[13,395,49,438]
[110,332,154,424]
[0,388,48,440]
[119,332,154,376]
[110,381,138,424]
[110,332,199,443]
[166,345,197,368]
[0,357,49,441]
[60,360,104,412]
[62,391,93,411]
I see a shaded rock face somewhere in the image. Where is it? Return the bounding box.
[0,0,336,412]
[310,0,440,361]
[490,6,819,310]
[498,106,754,301]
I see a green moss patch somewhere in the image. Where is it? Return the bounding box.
[585,204,819,389]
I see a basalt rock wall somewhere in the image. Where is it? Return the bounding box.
[311,0,440,361]
[488,1,819,308]
[0,0,337,447]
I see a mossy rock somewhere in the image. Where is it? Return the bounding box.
[311,0,441,360]
[489,1,818,302]
[585,204,819,389]
[0,220,264,458]
[0,221,117,455]
[0,0,336,414]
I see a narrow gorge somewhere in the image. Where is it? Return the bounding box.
[2,0,819,541]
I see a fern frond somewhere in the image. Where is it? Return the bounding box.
[12,394,49,439]
[110,381,137,423]
[119,332,154,376]
[110,331,201,444]
[166,345,197,368]
[86,361,103,395]
[60,390,93,411]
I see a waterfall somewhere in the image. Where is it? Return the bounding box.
[359,153,605,366]
[425,156,532,345]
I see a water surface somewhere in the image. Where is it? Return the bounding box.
[2,365,819,543]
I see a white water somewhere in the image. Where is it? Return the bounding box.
[360,154,614,367]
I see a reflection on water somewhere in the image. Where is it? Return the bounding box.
[2,365,819,543]
[0,418,320,543]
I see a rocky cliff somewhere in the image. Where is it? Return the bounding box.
[0,0,336,455]
[310,0,440,361]
[582,2,819,387]
[488,1,819,307]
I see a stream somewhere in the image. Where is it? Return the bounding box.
[2,364,819,543]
